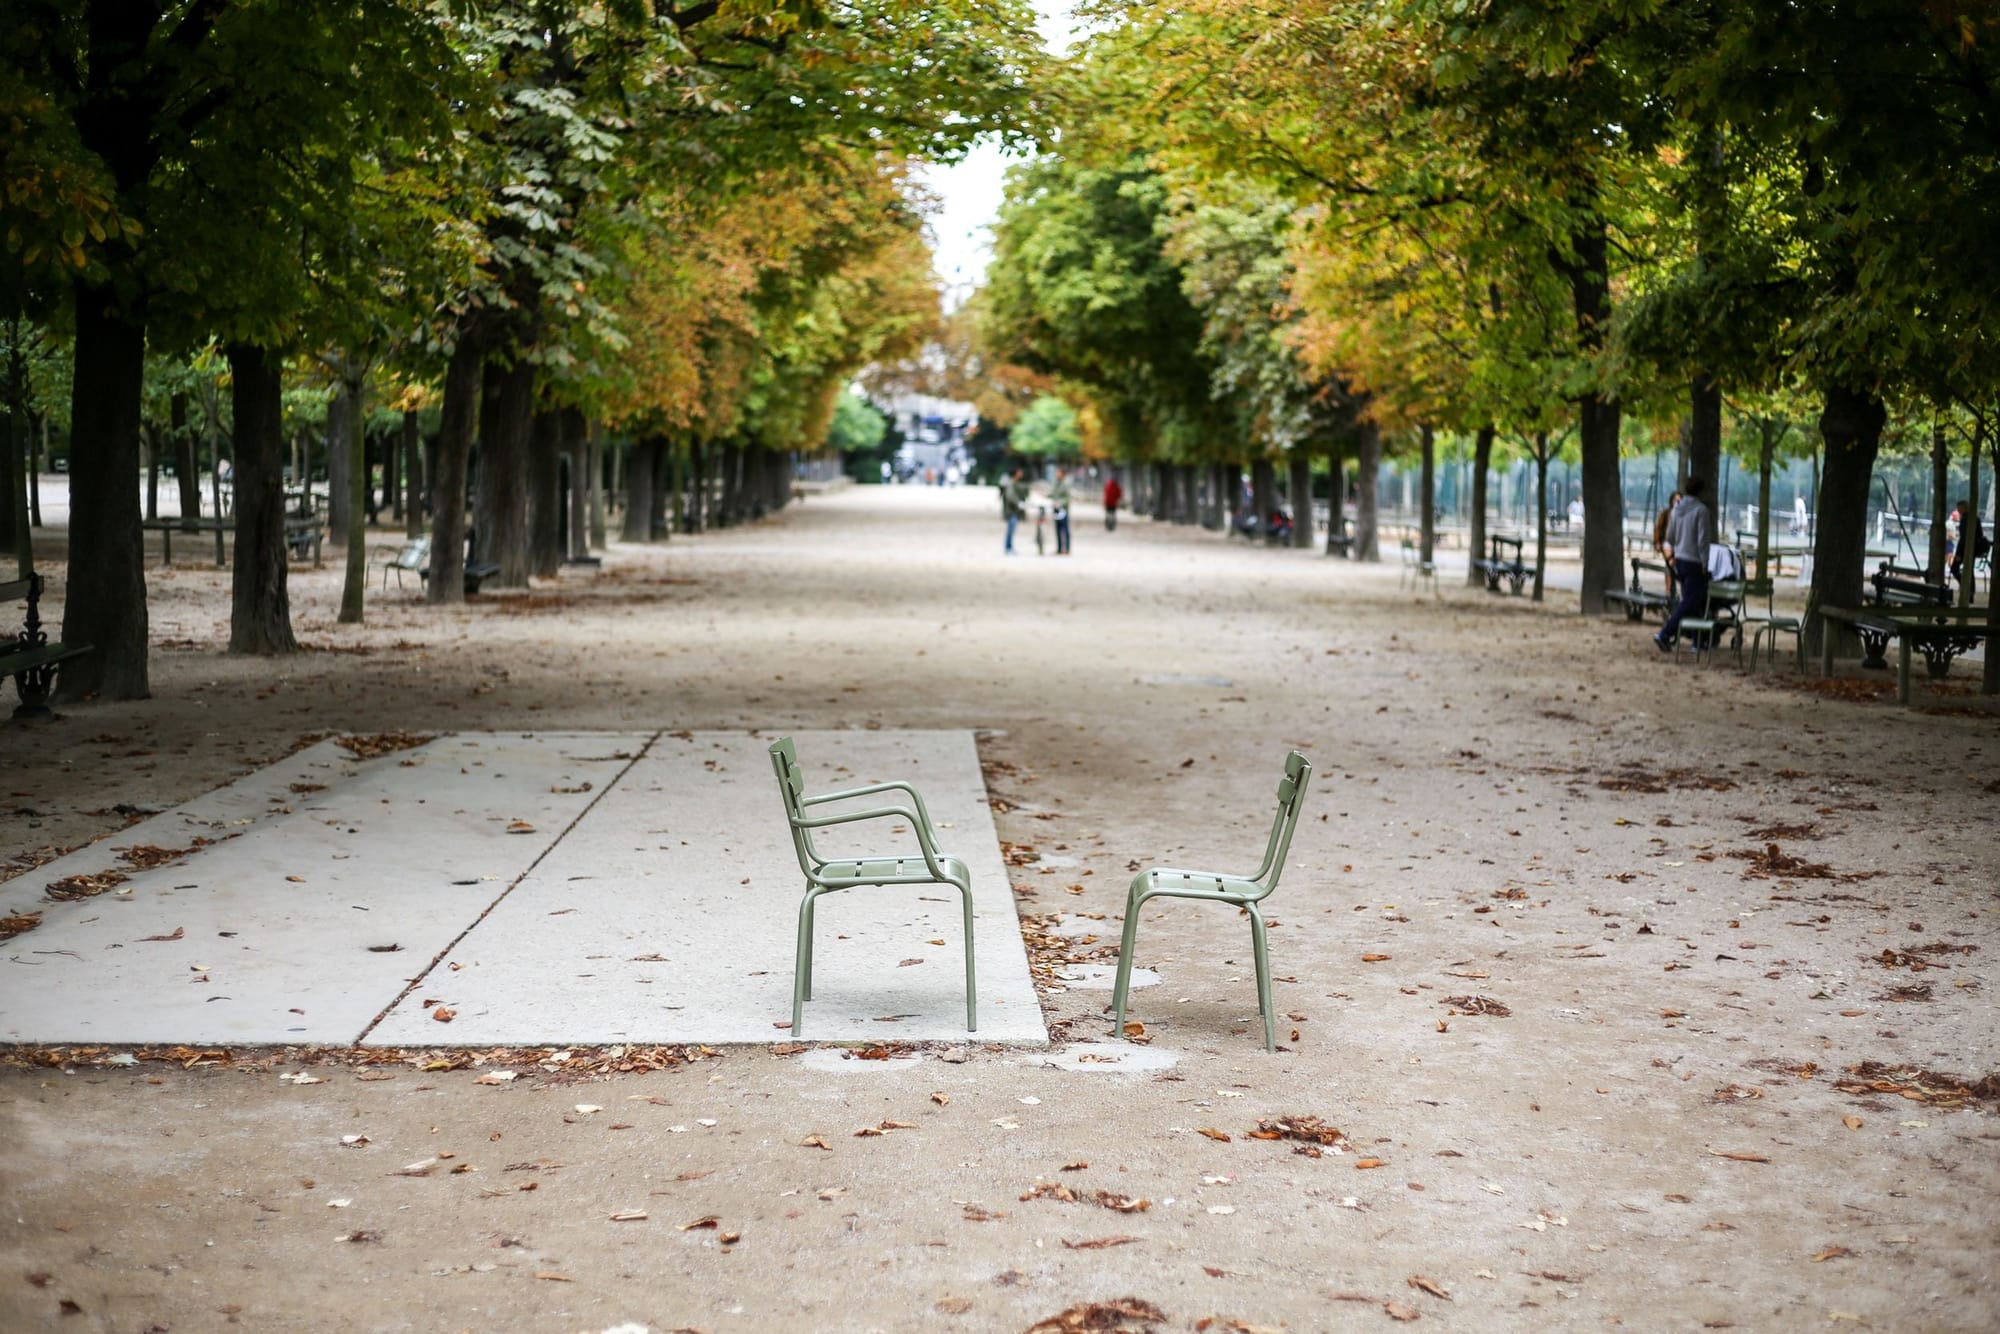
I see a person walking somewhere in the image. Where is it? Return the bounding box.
[1049,468,1073,554]
[1948,497,1990,594]
[1656,477,1716,652]
[1000,467,1029,554]
[1102,472,1123,531]
[1653,489,1682,602]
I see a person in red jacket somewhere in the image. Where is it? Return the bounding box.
[1102,473,1123,531]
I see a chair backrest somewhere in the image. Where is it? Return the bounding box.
[768,736,819,873]
[1705,579,1745,616]
[1250,750,1313,898]
[398,537,432,569]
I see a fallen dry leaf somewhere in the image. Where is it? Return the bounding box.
[431,1007,457,1024]
[138,927,185,942]
[932,1091,950,1106]
[1708,1151,1770,1163]
[678,1215,720,1231]
[609,1209,648,1222]
[1196,1128,1232,1143]
[1025,1297,1165,1332]
[1408,1276,1451,1301]
[1811,1246,1853,1263]
[1059,1235,1141,1250]
[1384,1299,1421,1322]
[1361,953,1392,963]
[935,1296,974,1315]
[1355,1158,1388,1170]
[1842,1116,1863,1131]
[800,1134,831,1150]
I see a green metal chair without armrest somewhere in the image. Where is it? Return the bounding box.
[1112,751,1313,1052]
[1674,578,1746,667]
[1742,580,1805,671]
[769,737,976,1037]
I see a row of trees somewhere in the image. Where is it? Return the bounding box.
[964,0,1997,684]
[4,0,1044,701]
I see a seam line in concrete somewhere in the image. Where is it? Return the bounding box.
[349,731,662,1045]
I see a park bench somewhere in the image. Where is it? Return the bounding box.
[285,516,326,564]
[141,515,229,566]
[1112,750,1313,1052]
[1867,563,1951,610]
[378,536,431,590]
[1471,534,1534,595]
[418,558,503,596]
[1819,603,1991,702]
[1603,557,1674,621]
[0,574,91,720]
[768,736,977,1036]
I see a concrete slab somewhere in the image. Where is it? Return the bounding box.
[0,734,644,1044]
[367,730,1045,1046]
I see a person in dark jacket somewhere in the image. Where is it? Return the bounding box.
[1655,477,1716,652]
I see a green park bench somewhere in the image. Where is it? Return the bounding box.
[768,736,977,1037]
[1,573,92,720]
[1471,534,1534,595]
[1603,557,1675,621]
[1112,750,1313,1052]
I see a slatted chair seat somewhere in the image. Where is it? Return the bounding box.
[1113,751,1313,1052]
[769,737,976,1037]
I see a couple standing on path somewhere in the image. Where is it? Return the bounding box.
[1000,468,1073,555]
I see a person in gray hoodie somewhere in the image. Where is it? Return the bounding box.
[1655,476,1717,651]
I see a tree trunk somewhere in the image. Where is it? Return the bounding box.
[30,414,46,526]
[326,382,351,547]
[402,411,424,538]
[1288,453,1314,548]
[1805,384,1888,658]
[1687,374,1721,506]
[566,410,590,561]
[338,369,367,624]
[668,439,686,535]
[1569,220,1625,615]
[622,436,658,542]
[1965,422,1983,609]
[689,439,708,532]
[473,356,535,587]
[1467,425,1494,585]
[426,337,483,605]
[528,408,563,578]
[587,420,607,549]
[225,344,298,655]
[1532,434,1549,603]
[1756,420,1777,588]
[1984,426,1998,693]
[1248,458,1273,542]
[1418,425,1437,565]
[58,293,150,701]
[1325,450,1346,555]
[650,435,671,538]
[1354,423,1380,561]
[1927,420,1949,583]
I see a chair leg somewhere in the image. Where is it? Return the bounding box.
[801,895,817,1000]
[792,889,817,1037]
[1248,906,1275,1053]
[957,877,978,1033]
[1111,885,1144,1039]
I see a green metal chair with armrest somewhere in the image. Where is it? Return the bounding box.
[769,737,976,1036]
[1112,751,1313,1052]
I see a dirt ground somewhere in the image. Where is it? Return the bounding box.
[2,484,1996,1334]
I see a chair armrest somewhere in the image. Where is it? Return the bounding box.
[792,804,946,878]
[803,781,938,833]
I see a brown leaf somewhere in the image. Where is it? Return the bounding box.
[138,927,185,942]
[1361,953,1392,963]
[1707,1151,1770,1163]
[678,1215,719,1231]
[880,1120,918,1130]
[1196,1128,1232,1143]
[533,1272,572,1282]
[1091,1191,1150,1213]
[1384,1299,1421,1322]
[800,1134,831,1150]
[1810,1246,1853,1263]
[608,1209,648,1222]
[1061,1161,1089,1172]
[1355,1158,1387,1170]
[935,1296,973,1315]
[1122,1021,1146,1037]
[1059,1235,1142,1250]
[1408,1276,1451,1301]
[1842,1116,1863,1131]
[1025,1297,1165,1332]
[432,1007,456,1023]
[932,1091,950,1106]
